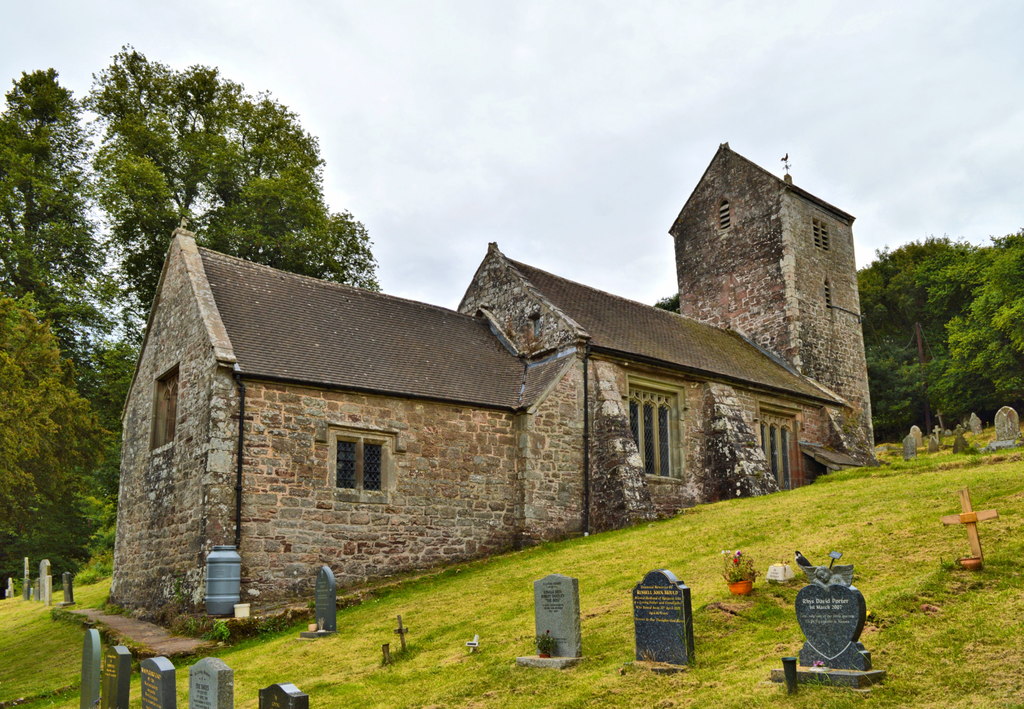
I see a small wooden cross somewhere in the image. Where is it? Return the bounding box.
[941,488,998,567]
[394,615,409,652]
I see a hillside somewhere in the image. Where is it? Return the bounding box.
[3,451,1024,708]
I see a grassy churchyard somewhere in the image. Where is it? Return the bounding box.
[2,445,1023,708]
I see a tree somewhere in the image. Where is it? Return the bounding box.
[0,297,103,578]
[654,293,679,312]
[88,48,378,319]
[0,69,106,365]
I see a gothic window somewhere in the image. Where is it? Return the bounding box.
[333,431,390,495]
[152,367,179,448]
[760,416,794,489]
[628,387,678,477]
[718,200,731,230]
[812,218,830,250]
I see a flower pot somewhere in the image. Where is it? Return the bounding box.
[958,557,983,571]
[728,580,753,595]
[538,653,551,658]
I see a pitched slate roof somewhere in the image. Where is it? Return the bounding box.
[200,249,545,409]
[509,259,838,403]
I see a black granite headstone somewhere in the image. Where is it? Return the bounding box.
[795,580,871,670]
[100,645,132,709]
[258,683,309,709]
[140,656,176,709]
[632,569,694,666]
[314,565,337,632]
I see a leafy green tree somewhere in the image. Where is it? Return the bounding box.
[0,297,103,578]
[0,69,106,365]
[88,48,378,319]
[654,293,679,312]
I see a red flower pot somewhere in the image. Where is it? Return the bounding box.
[728,580,753,595]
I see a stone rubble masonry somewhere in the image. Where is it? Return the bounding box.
[672,145,874,463]
[702,383,779,501]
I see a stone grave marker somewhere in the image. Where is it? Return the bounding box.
[60,571,76,606]
[953,429,968,454]
[258,683,308,709]
[140,656,176,709]
[632,569,694,667]
[100,645,132,709]
[81,629,101,709]
[770,552,885,688]
[189,657,233,709]
[5,577,12,599]
[969,412,983,435]
[32,580,39,601]
[909,425,923,449]
[516,573,582,668]
[901,434,916,461]
[927,435,939,453]
[39,559,52,605]
[23,558,30,600]
[994,406,1020,442]
[299,565,336,638]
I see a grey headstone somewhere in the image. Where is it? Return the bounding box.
[533,574,582,658]
[189,657,234,709]
[5,577,12,599]
[32,581,39,601]
[80,629,101,709]
[100,645,132,709]
[62,571,75,605]
[140,656,176,709]
[632,569,694,666]
[39,560,51,605]
[902,434,917,460]
[258,683,308,709]
[23,557,30,600]
[796,580,871,670]
[314,566,337,632]
[909,425,923,449]
[994,406,1020,442]
[927,435,939,453]
[969,413,983,435]
[953,431,968,454]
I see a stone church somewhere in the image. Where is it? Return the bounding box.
[111,144,874,614]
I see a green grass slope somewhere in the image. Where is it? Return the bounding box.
[6,453,1024,708]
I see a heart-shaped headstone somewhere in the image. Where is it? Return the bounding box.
[796,583,869,669]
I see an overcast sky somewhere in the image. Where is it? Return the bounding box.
[5,1,1023,309]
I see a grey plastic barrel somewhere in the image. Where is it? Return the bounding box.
[204,545,241,616]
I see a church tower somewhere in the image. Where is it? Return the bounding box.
[671,144,874,452]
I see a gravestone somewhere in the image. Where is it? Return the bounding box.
[516,573,582,668]
[189,657,234,709]
[23,558,30,600]
[60,571,76,606]
[39,559,51,605]
[909,425,923,449]
[953,430,968,454]
[969,412,983,435]
[32,580,39,601]
[299,566,336,638]
[81,629,101,709]
[258,683,308,709]
[901,434,916,461]
[140,656,176,709]
[100,645,132,709]
[927,435,939,453]
[632,569,694,666]
[994,406,1019,442]
[5,577,12,599]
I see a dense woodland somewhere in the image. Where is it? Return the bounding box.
[2,49,1021,585]
[0,49,378,582]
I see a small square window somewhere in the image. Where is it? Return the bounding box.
[152,367,179,448]
[333,431,391,496]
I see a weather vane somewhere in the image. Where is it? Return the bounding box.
[781,153,791,176]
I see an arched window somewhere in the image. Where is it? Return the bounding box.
[718,200,731,230]
[760,418,794,489]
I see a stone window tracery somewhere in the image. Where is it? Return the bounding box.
[628,387,678,477]
[759,413,794,489]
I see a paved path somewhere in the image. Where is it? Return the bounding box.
[68,608,211,657]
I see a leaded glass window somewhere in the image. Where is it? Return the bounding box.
[780,428,791,489]
[153,368,179,448]
[363,443,382,491]
[336,440,357,488]
[334,435,388,493]
[628,387,678,477]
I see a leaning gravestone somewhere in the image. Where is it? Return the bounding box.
[909,425,923,449]
[772,552,885,688]
[258,683,308,709]
[299,566,336,638]
[189,657,234,709]
[60,571,76,607]
[633,569,694,667]
[516,573,582,668]
[927,435,939,453]
[101,645,132,709]
[969,412,983,435]
[140,657,176,709]
[81,629,101,709]
[902,434,916,461]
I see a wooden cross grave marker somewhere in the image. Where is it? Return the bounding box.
[394,615,409,652]
[940,488,998,568]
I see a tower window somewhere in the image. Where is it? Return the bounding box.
[824,280,832,308]
[812,219,830,250]
[718,200,731,230]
